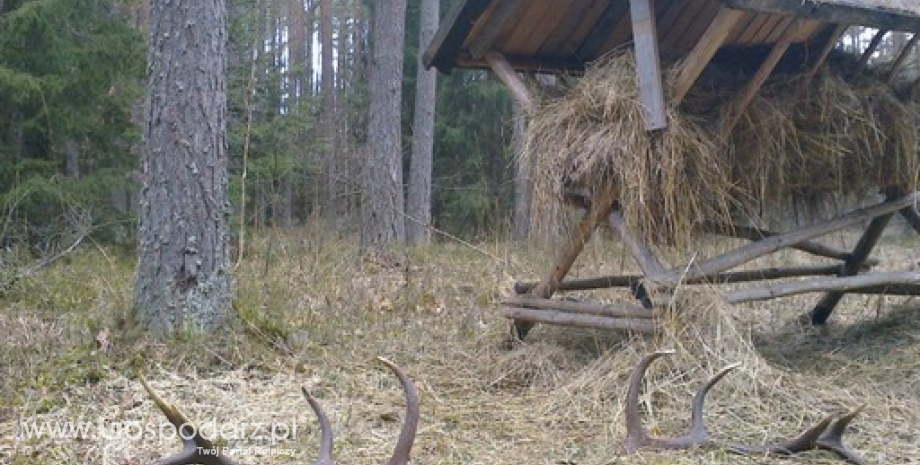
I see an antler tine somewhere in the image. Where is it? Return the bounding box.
[139,375,244,465]
[816,406,868,465]
[685,362,742,441]
[301,388,336,465]
[624,349,674,453]
[625,351,739,453]
[376,356,421,465]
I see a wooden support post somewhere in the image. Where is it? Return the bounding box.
[805,23,848,81]
[502,307,656,333]
[809,210,895,324]
[485,52,535,112]
[515,264,851,294]
[657,192,919,286]
[857,29,888,70]
[512,185,619,341]
[608,209,668,307]
[629,0,668,130]
[671,6,745,106]
[702,221,879,266]
[887,33,920,84]
[724,270,920,304]
[724,19,800,133]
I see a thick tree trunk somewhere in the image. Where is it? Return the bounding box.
[406,0,438,245]
[511,100,531,240]
[362,0,407,248]
[135,0,233,334]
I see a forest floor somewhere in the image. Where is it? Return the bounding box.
[0,224,917,465]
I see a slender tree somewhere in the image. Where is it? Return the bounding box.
[362,0,407,247]
[135,0,233,333]
[406,0,438,245]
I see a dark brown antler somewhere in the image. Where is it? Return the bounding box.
[731,406,867,465]
[623,351,867,465]
[139,374,242,465]
[624,349,740,453]
[141,357,420,465]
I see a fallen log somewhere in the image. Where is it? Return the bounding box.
[503,295,658,318]
[501,306,657,333]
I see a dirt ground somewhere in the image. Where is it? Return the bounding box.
[0,227,917,465]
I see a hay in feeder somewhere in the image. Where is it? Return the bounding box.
[524,50,920,248]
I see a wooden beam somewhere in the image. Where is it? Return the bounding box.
[577,1,631,61]
[656,192,919,286]
[702,221,880,265]
[806,23,849,80]
[857,29,888,69]
[723,270,919,304]
[423,0,493,72]
[887,33,920,83]
[717,0,920,32]
[512,184,620,340]
[671,6,746,106]
[724,19,800,133]
[502,307,656,333]
[467,0,529,59]
[503,296,657,319]
[515,264,850,293]
[629,0,668,130]
[900,203,920,235]
[608,209,666,278]
[485,52,535,111]
[809,210,895,324]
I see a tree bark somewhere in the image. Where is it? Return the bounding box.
[511,99,531,240]
[135,0,233,334]
[406,0,438,245]
[320,0,343,224]
[362,0,407,248]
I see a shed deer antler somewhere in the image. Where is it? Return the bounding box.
[139,356,420,465]
[624,350,867,465]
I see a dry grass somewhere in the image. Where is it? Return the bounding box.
[0,227,918,465]
[525,50,920,248]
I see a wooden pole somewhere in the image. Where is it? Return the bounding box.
[629,0,667,130]
[887,33,920,84]
[724,270,919,304]
[857,29,888,70]
[503,296,657,319]
[671,6,745,106]
[657,192,919,286]
[702,222,879,266]
[805,23,848,81]
[502,307,656,333]
[515,264,848,294]
[809,210,895,324]
[485,52,535,112]
[512,184,619,340]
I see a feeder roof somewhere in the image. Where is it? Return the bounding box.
[424,0,920,73]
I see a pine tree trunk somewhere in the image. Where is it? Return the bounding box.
[511,100,531,239]
[362,0,407,248]
[135,0,233,334]
[321,0,342,224]
[406,0,438,245]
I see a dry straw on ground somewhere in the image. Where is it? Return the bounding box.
[525,50,920,247]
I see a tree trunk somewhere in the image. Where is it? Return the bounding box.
[135,0,233,334]
[362,0,407,248]
[511,100,531,240]
[406,0,438,245]
[321,0,343,224]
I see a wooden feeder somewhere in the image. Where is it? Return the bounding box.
[424,0,920,341]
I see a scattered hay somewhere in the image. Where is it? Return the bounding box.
[525,50,920,248]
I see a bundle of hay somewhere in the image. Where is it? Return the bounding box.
[525,50,920,248]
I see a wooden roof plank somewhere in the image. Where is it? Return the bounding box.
[423,0,493,71]
[539,0,607,56]
[673,0,726,53]
[467,0,532,59]
[724,19,802,132]
[577,0,631,60]
[718,0,920,31]
[671,6,747,105]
